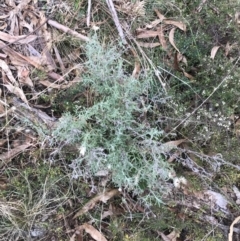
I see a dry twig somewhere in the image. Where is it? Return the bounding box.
[106,0,127,44]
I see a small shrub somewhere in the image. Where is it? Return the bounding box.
[51,36,172,204]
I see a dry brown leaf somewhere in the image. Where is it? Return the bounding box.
[173,52,181,71]
[0,40,44,70]
[116,0,145,17]
[182,56,188,66]
[233,186,240,204]
[4,83,28,104]
[0,31,37,44]
[0,179,8,190]
[39,12,57,71]
[47,72,65,82]
[183,71,194,80]
[146,19,162,29]
[54,45,65,73]
[73,189,120,219]
[167,150,183,163]
[0,106,15,118]
[136,30,160,39]
[17,66,34,87]
[229,216,240,241]
[176,52,188,67]
[137,41,161,48]
[0,22,7,30]
[177,52,184,62]
[0,41,28,66]
[132,60,141,79]
[21,20,33,32]
[0,103,4,114]
[235,12,240,25]
[89,207,114,225]
[21,76,34,88]
[69,233,77,241]
[158,230,179,241]
[13,0,31,10]
[0,53,7,59]
[76,223,107,241]
[210,46,221,59]
[158,232,171,241]
[101,210,113,220]
[154,9,166,22]
[27,44,41,57]
[196,0,208,12]
[70,229,84,241]
[8,9,18,35]
[225,42,230,56]
[204,190,229,210]
[157,26,168,50]
[159,139,186,153]
[0,143,32,165]
[130,48,141,79]
[164,20,186,31]
[0,93,6,114]
[0,14,10,19]
[169,28,180,53]
[0,59,18,85]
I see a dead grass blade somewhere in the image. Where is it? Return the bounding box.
[73,189,120,219]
